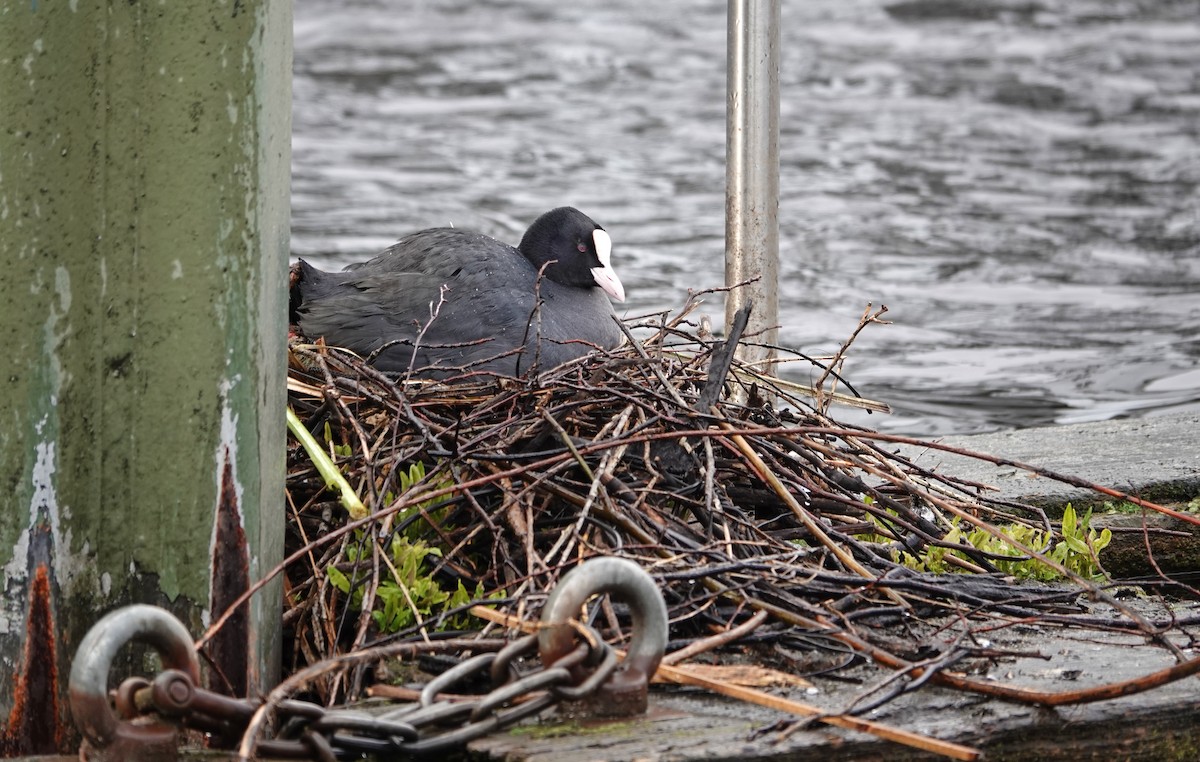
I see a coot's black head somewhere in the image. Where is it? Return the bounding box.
[518,207,625,302]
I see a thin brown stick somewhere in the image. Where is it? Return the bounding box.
[661,609,770,665]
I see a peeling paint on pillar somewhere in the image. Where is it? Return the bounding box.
[0,417,70,754]
[0,1,290,752]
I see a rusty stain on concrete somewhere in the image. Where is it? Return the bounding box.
[0,526,63,755]
[208,453,250,699]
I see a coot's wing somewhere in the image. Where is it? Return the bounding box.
[296,268,450,353]
[296,229,543,374]
[343,269,537,374]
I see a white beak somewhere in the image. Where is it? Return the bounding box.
[590,229,625,302]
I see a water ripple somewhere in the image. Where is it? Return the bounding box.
[293,0,1200,435]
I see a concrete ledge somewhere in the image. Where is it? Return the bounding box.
[471,618,1200,762]
[897,413,1200,507]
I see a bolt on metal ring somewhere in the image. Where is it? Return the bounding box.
[69,604,200,761]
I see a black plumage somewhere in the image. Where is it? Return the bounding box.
[291,207,625,378]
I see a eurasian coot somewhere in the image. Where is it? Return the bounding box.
[290,207,625,378]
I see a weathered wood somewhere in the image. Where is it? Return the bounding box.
[1097,511,1200,580]
[0,2,290,754]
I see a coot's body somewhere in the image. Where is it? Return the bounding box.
[291,208,625,378]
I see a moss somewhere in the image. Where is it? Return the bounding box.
[506,719,644,740]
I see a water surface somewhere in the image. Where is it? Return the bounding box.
[292,0,1200,436]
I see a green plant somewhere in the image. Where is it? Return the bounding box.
[1052,504,1113,579]
[391,461,453,541]
[325,461,503,633]
[323,421,353,458]
[866,504,1111,582]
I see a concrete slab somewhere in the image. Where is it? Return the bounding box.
[470,615,1200,761]
[895,413,1200,507]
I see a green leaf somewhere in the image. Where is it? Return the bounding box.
[326,565,351,595]
[1063,534,1090,555]
[1061,504,1078,538]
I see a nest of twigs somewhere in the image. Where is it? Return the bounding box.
[282,296,1198,713]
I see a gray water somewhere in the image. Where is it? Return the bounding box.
[292,0,1200,436]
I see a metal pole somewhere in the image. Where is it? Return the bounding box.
[725,0,781,372]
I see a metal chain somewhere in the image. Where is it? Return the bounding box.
[71,557,668,762]
[123,626,612,759]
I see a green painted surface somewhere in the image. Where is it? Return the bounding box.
[0,0,290,750]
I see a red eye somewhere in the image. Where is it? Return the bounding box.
[577,242,588,253]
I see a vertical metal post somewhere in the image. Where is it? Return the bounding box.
[0,2,290,753]
[726,0,781,371]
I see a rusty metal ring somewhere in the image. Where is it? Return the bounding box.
[69,604,201,748]
[537,557,668,694]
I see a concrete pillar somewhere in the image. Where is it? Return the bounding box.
[0,2,291,754]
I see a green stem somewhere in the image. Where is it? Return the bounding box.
[286,406,367,520]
